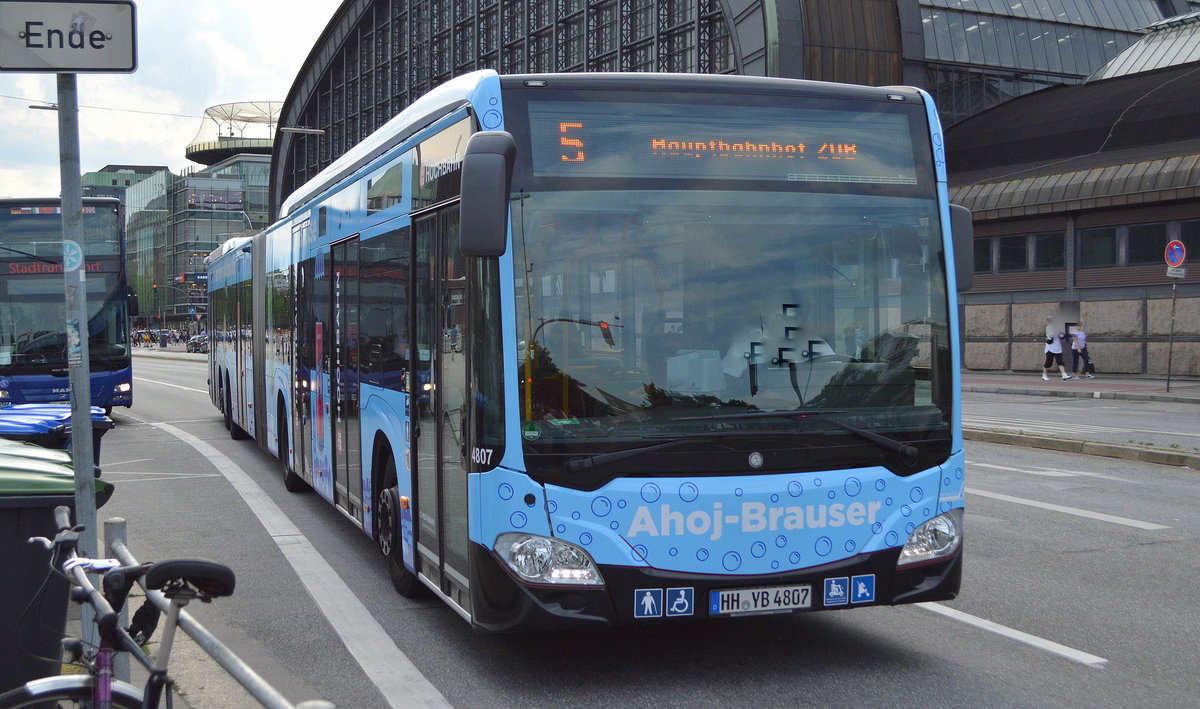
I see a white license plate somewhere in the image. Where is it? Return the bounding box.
[709,584,812,616]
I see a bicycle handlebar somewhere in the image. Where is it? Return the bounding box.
[46,505,153,658]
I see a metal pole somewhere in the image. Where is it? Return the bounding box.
[1166,280,1177,393]
[105,517,131,683]
[57,71,98,645]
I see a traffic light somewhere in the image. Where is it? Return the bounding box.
[599,321,615,348]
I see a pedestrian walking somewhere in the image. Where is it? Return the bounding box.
[1042,325,1073,380]
[1070,323,1094,379]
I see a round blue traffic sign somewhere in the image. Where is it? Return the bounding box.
[1165,240,1186,267]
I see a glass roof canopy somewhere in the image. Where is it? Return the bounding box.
[1089,11,1200,81]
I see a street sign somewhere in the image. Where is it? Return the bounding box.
[0,1,136,72]
[1165,240,1186,268]
[1166,266,1186,279]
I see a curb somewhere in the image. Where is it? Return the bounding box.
[963,385,1200,405]
[964,428,1200,470]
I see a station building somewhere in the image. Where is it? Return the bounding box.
[270,0,1200,375]
[949,11,1200,377]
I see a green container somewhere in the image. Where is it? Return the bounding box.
[0,440,74,467]
[0,455,113,693]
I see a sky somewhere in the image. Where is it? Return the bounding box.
[0,1,341,198]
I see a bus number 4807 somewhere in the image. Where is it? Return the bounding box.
[472,447,495,466]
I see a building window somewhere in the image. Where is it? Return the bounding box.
[973,238,992,273]
[1182,220,1200,257]
[1079,227,1117,268]
[1126,222,1168,265]
[998,235,1027,272]
[1034,232,1065,269]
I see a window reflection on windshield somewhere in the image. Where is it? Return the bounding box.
[512,190,950,446]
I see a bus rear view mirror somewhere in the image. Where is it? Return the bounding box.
[460,130,516,258]
[950,204,973,292]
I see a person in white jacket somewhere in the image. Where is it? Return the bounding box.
[1042,324,1073,381]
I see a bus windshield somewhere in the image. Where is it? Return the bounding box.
[512,187,951,486]
[0,205,129,373]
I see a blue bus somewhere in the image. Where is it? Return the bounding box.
[0,198,134,414]
[209,70,973,630]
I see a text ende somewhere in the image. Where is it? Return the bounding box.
[20,22,111,50]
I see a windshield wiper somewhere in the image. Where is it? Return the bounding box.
[565,439,692,472]
[673,409,918,463]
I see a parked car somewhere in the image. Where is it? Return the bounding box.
[186,334,209,353]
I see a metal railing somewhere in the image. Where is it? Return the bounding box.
[105,518,334,709]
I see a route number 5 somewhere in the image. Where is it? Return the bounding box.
[560,122,584,162]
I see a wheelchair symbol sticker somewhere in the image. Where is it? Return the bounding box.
[666,587,694,617]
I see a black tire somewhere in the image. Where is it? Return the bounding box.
[377,459,425,598]
[220,373,232,431]
[278,404,305,492]
[0,675,143,707]
[226,376,249,441]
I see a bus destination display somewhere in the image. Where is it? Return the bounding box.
[528,100,919,185]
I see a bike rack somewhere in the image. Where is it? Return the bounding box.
[105,518,335,709]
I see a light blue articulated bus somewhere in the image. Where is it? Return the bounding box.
[0,198,135,414]
[208,70,974,631]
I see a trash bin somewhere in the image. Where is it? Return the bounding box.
[0,414,70,451]
[0,439,74,466]
[0,455,113,692]
[1,405,113,466]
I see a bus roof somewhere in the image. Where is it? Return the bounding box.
[277,71,928,221]
[205,234,253,265]
[279,69,498,219]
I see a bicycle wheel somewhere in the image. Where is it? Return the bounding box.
[0,674,143,708]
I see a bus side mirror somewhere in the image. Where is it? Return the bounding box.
[950,204,973,293]
[460,131,516,258]
[128,288,140,317]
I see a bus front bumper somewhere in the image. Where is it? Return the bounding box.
[468,541,960,632]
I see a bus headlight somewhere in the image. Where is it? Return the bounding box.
[897,509,963,567]
[114,382,132,393]
[0,389,9,402]
[494,533,604,586]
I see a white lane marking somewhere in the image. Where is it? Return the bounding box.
[151,422,451,709]
[103,458,154,466]
[134,376,208,394]
[968,461,1076,477]
[918,602,1108,668]
[965,460,1134,483]
[100,472,222,483]
[966,488,1169,530]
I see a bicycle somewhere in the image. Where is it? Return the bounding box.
[0,505,235,709]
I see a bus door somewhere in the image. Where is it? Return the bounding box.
[331,238,362,520]
[291,231,312,482]
[413,207,471,608]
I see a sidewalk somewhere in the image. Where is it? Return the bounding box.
[963,369,1200,405]
[131,344,207,362]
[962,369,1200,469]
